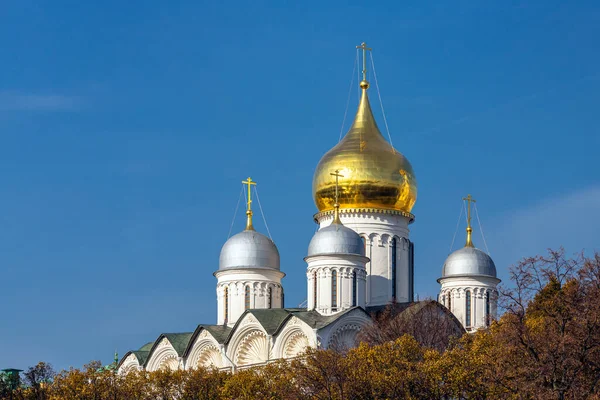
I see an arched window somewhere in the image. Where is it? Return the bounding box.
[331,270,337,310]
[224,286,229,322]
[313,271,318,310]
[441,294,445,307]
[391,238,397,300]
[268,287,272,309]
[485,291,490,326]
[465,290,472,327]
[352,271,357,307]
[245,286,250,310]
[361,237,367,254]
[448,291,452,311]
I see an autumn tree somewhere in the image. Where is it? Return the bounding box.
[21,362,55,400]
[358,300,464,351]
[494,249,600,399]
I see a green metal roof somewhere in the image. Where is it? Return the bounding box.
[131,350,150,366]
[139,342,154,352]
[161,332,194,356]
[183,324,233,357]
[291,307,367,330]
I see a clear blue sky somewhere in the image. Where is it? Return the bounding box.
[1,1,599,370]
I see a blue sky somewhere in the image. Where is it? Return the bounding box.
[1,1,599,370]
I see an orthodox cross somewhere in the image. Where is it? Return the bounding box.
[462,194,476,247]
[242,177,257,230]
[330,170,344,205]
[330,170,344,224]
[356,42,372,81]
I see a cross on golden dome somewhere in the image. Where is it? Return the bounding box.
[330,170,344,224]
[356,42,372,88]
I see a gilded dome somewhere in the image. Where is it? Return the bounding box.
[312,86,417,213]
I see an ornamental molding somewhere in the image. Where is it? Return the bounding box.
[314,208,415,224]
[234,330,270,366]
[243,314,259,326]
[283,331,310,359]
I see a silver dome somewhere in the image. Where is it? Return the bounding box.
[219,230,280,271]
[441,246,497,278]
[307,223,365,257]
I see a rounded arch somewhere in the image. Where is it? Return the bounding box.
[234,329,270,366]
[227,313,271,367]
[273,317,315,359]
[194,344,223,369]
[118,353,141,375]
[323,310,371,351]
[146,338,180,372]
[186,332,224,370]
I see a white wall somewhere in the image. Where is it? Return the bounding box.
[215,269,285,325]
[316,209,413,306]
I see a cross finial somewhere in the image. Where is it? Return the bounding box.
[462,194,477,247]
[330,170,344,224]
[242,177,257,231]
[356,42,372,87]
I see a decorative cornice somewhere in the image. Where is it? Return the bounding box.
[313,207,415,224]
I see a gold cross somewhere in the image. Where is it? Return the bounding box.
[356,42,372,81]
[330,170,344,224]
[242,177,257,230]
[242,177,257,212]
[330,170,344,205]
[462,194,476,247]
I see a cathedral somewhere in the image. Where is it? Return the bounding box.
[117,43,501,374]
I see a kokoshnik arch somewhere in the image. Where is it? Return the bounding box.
[117,42,500,374]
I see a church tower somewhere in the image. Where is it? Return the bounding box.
[312,43,417,306]
[214,178,285,326]
[438,195,500,331]
[305,170,369,315]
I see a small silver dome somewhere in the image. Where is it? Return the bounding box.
[219,230,280,270]
[441,246,497,278]
[307,223,365,257]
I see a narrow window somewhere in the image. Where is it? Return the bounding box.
[331,270,337,310]
[448,292,452,311]
[224,286,229,322]
[391,238,397,300]
[441,294,445,307]
[313,271,318,310]
[361,237,366,254]
[352,271,357,307]
[268,287,272,309]
[465,290,472,327]
[485,292,490,326]
[245,286,250,310]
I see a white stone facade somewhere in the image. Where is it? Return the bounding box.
[214,268,284,326]
[120,308,372,374]
[438,276,499,331]
[316,209,415,305]
[305,254,367,315]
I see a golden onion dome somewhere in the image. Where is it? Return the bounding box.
[313,82,417,214]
